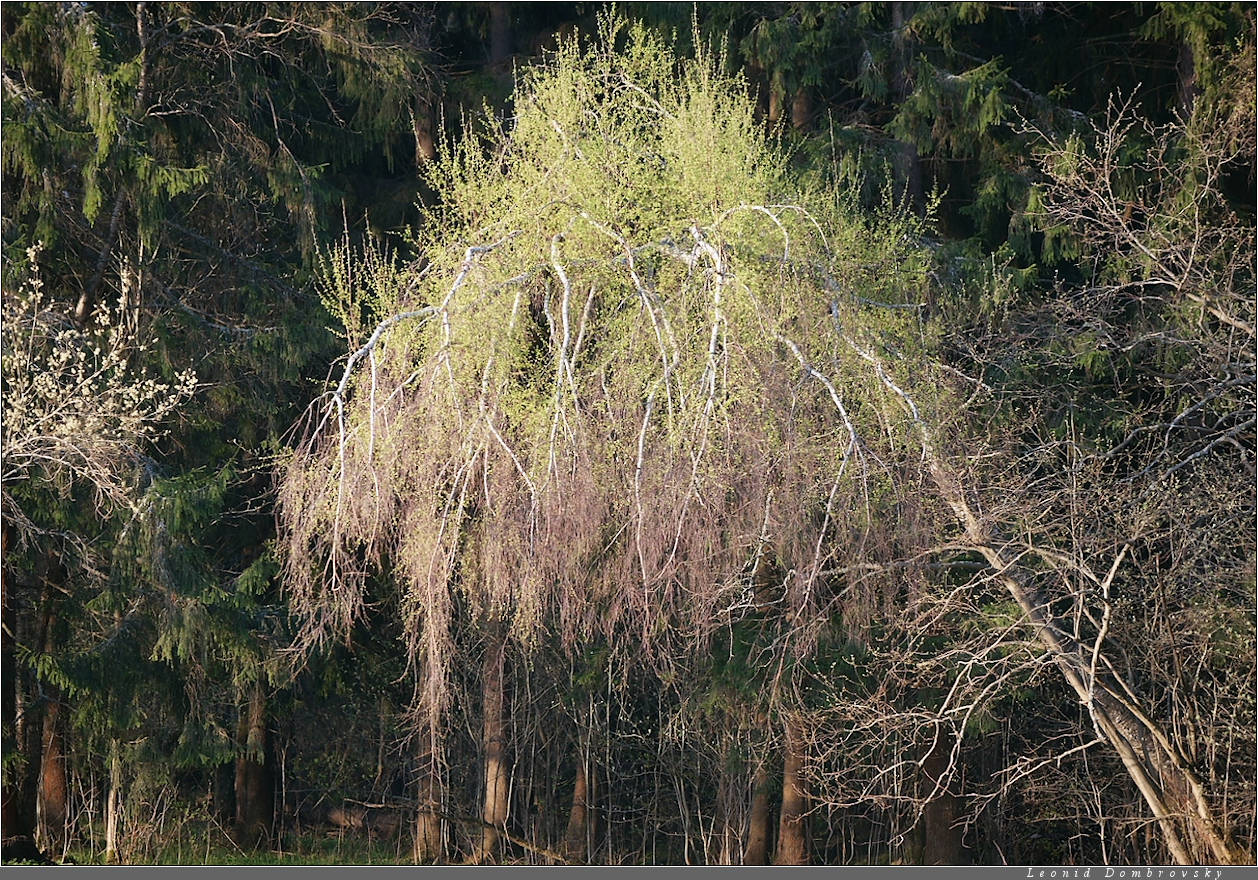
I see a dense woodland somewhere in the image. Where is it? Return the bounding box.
[2,2,1255,866]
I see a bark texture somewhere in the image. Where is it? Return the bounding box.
[233,684,273,849]
[104,740,122,863]
[413,735,443,862]
[37,695,67,852]
[469,631,509,863]
[413,94,437,164]
[773,718,809,865]
[563,751,594,863]
[744,760,773,865]
[913,737,967,865]
[790,88,813,131]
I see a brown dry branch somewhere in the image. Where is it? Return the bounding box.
[844,339,1249,865]
[789,75,1256,864]
[1026,94,1254,340]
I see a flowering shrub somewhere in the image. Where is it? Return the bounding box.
[2,246,197,533]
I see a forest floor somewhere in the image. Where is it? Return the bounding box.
[41,825,417,866]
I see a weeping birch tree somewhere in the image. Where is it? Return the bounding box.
[277,18,930,864]
[276,14,1253,866]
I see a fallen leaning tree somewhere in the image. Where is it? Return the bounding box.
[847,339,1250,865]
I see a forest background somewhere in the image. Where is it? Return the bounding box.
[1,1,1254,867]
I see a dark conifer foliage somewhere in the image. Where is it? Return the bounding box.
[2,1,437,862]
[2,2,1253,866]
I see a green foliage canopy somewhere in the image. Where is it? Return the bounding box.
[280,18,935,731]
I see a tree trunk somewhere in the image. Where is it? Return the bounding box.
[233,683,273,849]
[2,552,59,859]
[744,759,773,865]
[747,63,770,124]
[104,740,122,864]
[890,2,923,211]
[469,630,509,864]
[0,645,16,843]
[790,88,813,131]
[37,695,67,853]
[911,735,967,865]
[8,678,44,847]
[36,601,66,855]
[413,94,437,164]
[767,88,784,126]
[211,762,235,826]
[773,718,809,865]
[413,733,443,863]
[1177,40,1199,120]
[487,2,512,71]
[850,343,1249,866]
[0,523,19,844]
[563,743,597,863]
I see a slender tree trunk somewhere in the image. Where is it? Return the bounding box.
[890,2,923,212]
[233,683,273,849]
[1,571,36,847]
[487,2,512,71]
[469,630,509,864]
[104,739,122,863]
[912,736,967,865]
[768,88,784,126]
[232,709,249,842]
[9,680,44,846]
[773,718,809,865]
[747,63,770,124]
[0,524,18,843]
[413,94,437,164]
[211,762,235,826]
[790,88,813,131]
[0,590,17,844]
[37,694,67,853]
[744,759,773,865]
[36,602,66,854]
[413,732,443,862]
[1177,40,1199,120]
[563,738,599,863]
[851,343,1250,865]
[3,556,59,857]
[563,755,589,862]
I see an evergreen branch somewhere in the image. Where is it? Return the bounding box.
[164,220,303,302]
